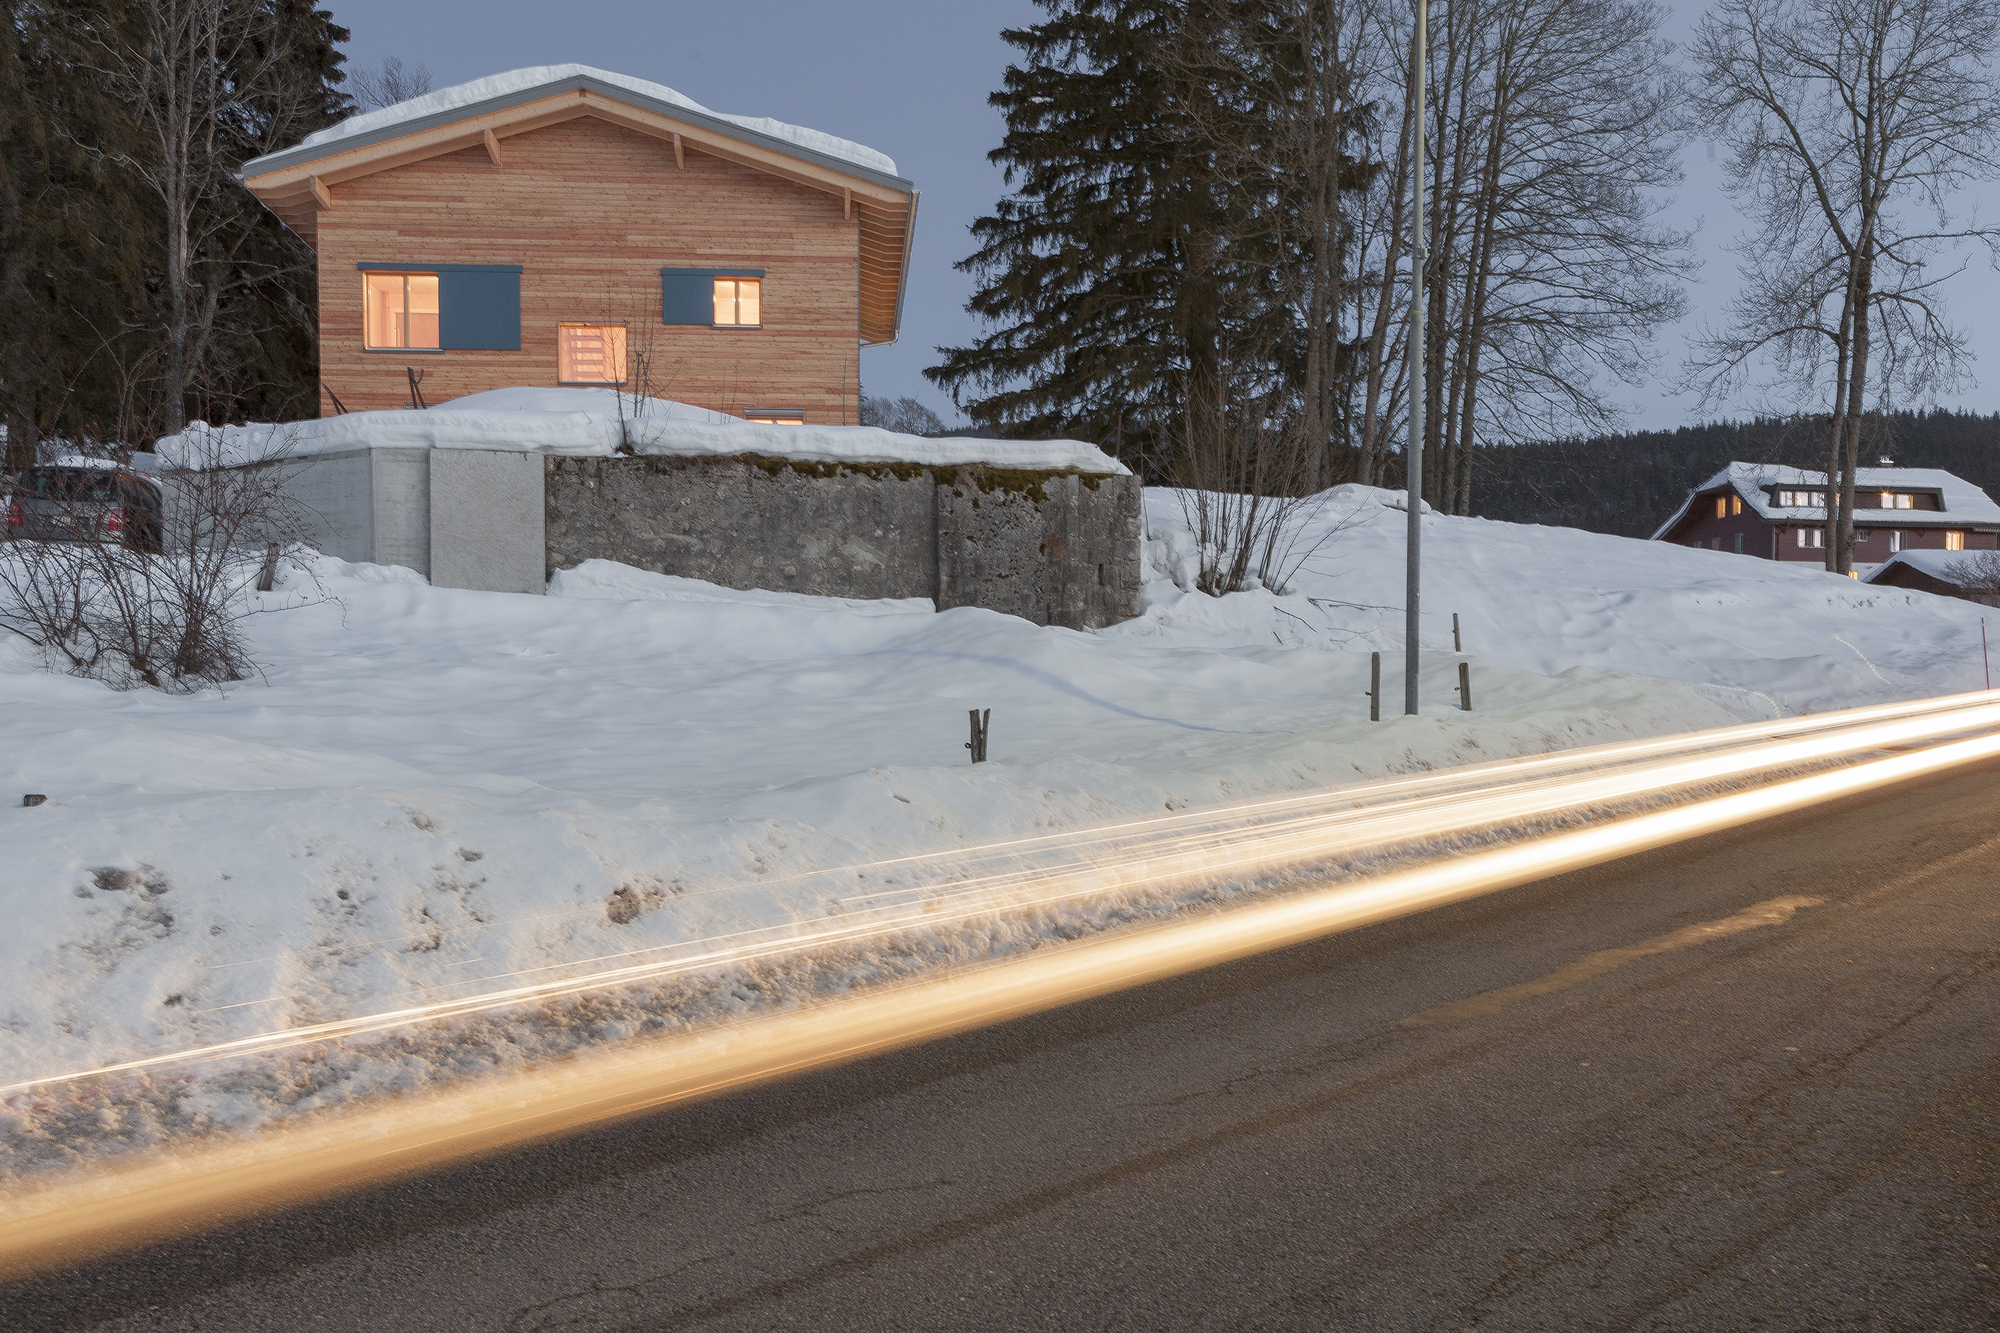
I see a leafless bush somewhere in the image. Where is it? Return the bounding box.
[0,427,318,690]
[1170,378,1353,596]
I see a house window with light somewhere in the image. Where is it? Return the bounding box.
[1947,530,1966,550]
[743,407,805,425]
[557,324,627,385]
[713,277,762,327]
[364,273,440,349]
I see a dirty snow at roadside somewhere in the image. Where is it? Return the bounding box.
[1,484,1990,1162]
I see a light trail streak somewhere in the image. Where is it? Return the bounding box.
[10,692,2000,1097]
[3,712,1999,1280]
[181,691,2000,976]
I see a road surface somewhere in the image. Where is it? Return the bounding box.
[8,760,1998,1331]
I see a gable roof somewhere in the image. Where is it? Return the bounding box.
[239,64,918,344]
[1649,461,2000,539]
[1862,548,2000,587]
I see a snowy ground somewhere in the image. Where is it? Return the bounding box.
[3,484,1992,1165]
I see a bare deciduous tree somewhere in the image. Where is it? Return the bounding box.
[860,396,948,435]
[88,0,347,432]
[1688,0,2000,573]
[348,56,433,111]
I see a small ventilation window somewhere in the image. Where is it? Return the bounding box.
[558,324,627,385]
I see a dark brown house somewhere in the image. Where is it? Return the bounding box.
[1651,463,2000,569]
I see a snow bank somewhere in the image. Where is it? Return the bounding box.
[4,485,1992,1166]
[152,388,1127,475]
[1124,484,1994,714]
[268,64,897,177]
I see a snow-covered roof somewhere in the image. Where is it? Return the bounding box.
[1650,461,2000,539]
[1862,548,2000,587]
[243,64,903,185]
[152,388,1129,476]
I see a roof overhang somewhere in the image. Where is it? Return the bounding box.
[240,73,918,344]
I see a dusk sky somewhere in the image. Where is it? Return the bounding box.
[321,0,2000,434]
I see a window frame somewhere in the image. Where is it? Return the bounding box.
[712,276,764,328]
[556,322,629,386]
[361,270,443,352]
[660,268,768,328]
[743,407,806,425]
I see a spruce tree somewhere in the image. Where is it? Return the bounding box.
[926,0,1244,471]
[928,0,1375,486]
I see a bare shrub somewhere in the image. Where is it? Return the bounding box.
[0,427,318,690]
[1170,378,1353,597]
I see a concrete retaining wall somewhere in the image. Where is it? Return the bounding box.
[263,447,1142,629]
[544,456,1142,629]
[431,450,545,594]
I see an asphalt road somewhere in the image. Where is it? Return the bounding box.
[8,760,1999,1332]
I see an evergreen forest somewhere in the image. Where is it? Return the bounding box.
[1469,411,2000,539]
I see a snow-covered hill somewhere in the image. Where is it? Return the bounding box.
[2,485,1989,1164]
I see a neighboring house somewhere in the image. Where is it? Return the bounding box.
[1863,550,2000,607]
[238,65,917,423]
[1649,462,2000,569]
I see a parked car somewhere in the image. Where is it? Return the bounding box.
[5,461,164,554]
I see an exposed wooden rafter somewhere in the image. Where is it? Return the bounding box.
[308,175,333,209]
[482,128,504,167]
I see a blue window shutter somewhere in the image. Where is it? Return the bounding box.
[662,267,765,325]
[437,265,521,350]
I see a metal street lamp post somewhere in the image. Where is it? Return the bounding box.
[1404,0,1429,716]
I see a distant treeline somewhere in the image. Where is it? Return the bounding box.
[1468,410,2000,538]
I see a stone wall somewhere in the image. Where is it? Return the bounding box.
[544,455,1142,629]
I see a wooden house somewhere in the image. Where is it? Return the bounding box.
[1862,551,2000,607]
[238,65,917,423]
[1650,462,2000,569]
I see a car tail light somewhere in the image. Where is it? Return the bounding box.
[105,508,125,533]
[4,501,18,529]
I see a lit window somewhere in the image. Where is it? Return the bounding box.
[743,408,805,425]
[1896,493,1914,509]
[1714,496,1727,519]
[557,324,627,385]
[1731,495,1743,516]
[364,273,440,349]
[713,277,762,327]
[1947,530,1966,550]
[1797,527,1824,549]
[1891,530,1903,552]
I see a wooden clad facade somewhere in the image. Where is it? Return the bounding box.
[241,75,917,423]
